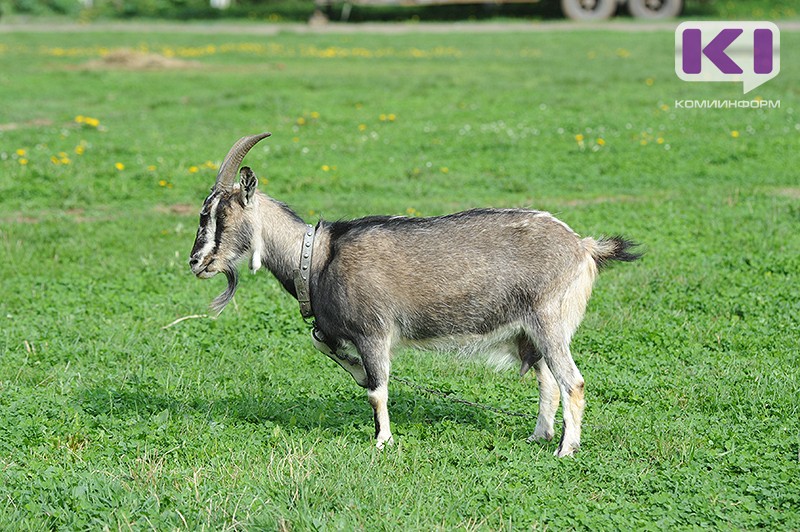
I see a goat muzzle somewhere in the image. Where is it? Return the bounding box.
[189,255,216,278]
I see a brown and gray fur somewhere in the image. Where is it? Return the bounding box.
[189,133,641,457]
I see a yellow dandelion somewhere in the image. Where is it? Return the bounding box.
[645,78,654,86]
[16,148,26,156]
[74,115,85,124]
[60,156,71,164]
[657,137,665,144]
[75,145,85,155]
[440,167,449,173]
[159,180,167,187]
[379,114,387,122]
[660,104,669,112]
[731,130,740,138]
[19,158,28,166]
[167,183,174,189]
[203,160,217,169]
[297,117,306,126]
[148,165,157,172]
[115,162,125,171]
[189,166,199,173]
[388,113,396,122]
[574,134,584,142]
[310,111,320,119]
[51,156,60,165]
[596,138,606,146]
[358,124,367,132]
[321,165,330,172]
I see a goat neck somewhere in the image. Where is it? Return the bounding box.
[249,191,322,299]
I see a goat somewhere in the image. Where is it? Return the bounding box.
[189,132,641,457]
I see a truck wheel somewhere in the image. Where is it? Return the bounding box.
[626,0,683,19]
[560,0,618,20]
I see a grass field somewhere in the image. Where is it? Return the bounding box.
[1,25,799,529]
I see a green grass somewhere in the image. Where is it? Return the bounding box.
[1,27,799,529]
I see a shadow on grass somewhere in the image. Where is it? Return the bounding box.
[77,380,536,439]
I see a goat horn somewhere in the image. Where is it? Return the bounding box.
[215,132,272,190]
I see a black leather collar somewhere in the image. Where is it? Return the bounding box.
[292,224,316,319]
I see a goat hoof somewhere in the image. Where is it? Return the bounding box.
[554,443,579,458]
[529,426,555,443]
[375,435,394,450]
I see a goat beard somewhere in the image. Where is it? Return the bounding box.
[210,266,239,315]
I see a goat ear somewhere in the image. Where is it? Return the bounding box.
[239,166,258,206]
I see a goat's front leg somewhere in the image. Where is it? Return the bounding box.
[312,328,368,387]
[356,337,393,449]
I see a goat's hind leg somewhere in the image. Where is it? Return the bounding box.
[519,337,560,443]
[524,322,585,457]
[541,336,585,457]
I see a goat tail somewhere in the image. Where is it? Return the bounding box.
[584,235,643,270]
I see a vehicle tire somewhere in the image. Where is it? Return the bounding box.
[626,0,683,19]
[560,0,618,21]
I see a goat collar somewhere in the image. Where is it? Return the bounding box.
[292,224,316,319]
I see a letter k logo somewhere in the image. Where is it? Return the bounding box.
[675,22,781,94]
[682,28,743,74]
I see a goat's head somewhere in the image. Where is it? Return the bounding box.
[189,132,270,312]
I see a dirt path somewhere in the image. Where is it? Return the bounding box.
[2,19,798,35]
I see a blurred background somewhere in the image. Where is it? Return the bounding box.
[0,0,796,23]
